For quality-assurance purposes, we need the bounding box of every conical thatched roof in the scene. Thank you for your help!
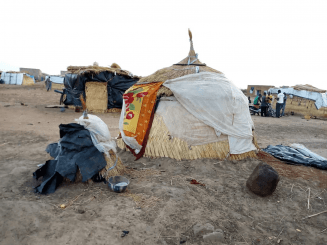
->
[137,29,222,85]
[67,63,140,79]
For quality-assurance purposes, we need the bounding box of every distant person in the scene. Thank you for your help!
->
[253,94,262,107]
[260,92,268,117]
[45,76,51,91]
[248,96,252,105]
[281,92,287,116]
[267,91,273,105]
[276,90,284,118]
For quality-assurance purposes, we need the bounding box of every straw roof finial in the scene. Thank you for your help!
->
[188,28,192,41]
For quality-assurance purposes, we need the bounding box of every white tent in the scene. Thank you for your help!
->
[45,75,64,84]
[1,72,35,85]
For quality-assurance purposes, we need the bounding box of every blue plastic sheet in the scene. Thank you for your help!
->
[263,145,327,170]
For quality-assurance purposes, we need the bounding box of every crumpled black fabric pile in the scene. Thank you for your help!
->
[33,123,107,194]
[263,145,327,170]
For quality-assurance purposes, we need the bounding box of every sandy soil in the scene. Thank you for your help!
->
[0,83,327,245]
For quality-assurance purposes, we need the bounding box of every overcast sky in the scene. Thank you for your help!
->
[1,0,327,89]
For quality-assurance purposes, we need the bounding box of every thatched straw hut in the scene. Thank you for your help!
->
[62,63,140,113]
[117,29,259,161]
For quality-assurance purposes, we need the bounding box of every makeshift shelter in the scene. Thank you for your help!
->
[33,114,125,194]
[117,30,258,161]
[62,63,139,113]
[269,85,327,118]
[0,71,35,85]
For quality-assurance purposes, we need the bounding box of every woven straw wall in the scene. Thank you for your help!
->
[272,96,327,118]
[117,115,257,161]
[22,75,35,86]
[51,83,65,90]
[85,82,108,113]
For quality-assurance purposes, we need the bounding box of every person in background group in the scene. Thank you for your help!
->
[267,91,273,105]
[253,94,262,108]
[276,90,284,118]
[260,92,268,117]
[281,92,287,116]
[248,96,252,105]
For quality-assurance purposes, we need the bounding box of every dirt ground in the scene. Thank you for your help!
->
[0,83,327,245]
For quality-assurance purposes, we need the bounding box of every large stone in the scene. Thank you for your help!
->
[246,162,280,197]
[193,223,215,236]
[203,229,225,243]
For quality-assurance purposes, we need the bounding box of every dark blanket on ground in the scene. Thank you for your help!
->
[263,145,327,170]
[33,123,107,194]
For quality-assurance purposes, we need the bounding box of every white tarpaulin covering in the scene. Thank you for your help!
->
[156,97,228,146]
[75,114,117,156]
[268,87,327,109]
[163,72,256,154]
[1,72,24,85]
[46,76,64,84]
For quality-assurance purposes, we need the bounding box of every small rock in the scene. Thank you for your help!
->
[246,162,280,197]
[121,230,129,237]
[203,230,224,243]
[77,209,85,214]
[193,223,215,236]
[4,105,10,107]
[27,123,33,125]
[60,108,65,112]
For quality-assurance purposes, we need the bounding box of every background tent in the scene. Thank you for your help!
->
[0,72,35,85]
[269,84,327,118]
[62,64,140,112]
[117,30,258,161]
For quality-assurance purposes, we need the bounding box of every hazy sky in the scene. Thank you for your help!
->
[1,0,327,89]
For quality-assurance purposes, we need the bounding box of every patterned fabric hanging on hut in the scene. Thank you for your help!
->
[121,82,164,159]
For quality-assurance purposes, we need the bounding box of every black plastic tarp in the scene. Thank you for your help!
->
[33,123,107,194]
[263,145,327,170]
[63,74,85,107]
[62,71,138,109]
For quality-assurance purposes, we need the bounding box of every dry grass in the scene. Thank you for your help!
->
[67,65,140,79]
[85,82,108,112]
[110,63,121,69]
[99,150,126,180]
[137,64,222,85]
[22,75,35,86]
[50,83,65,90]
[293,84,326,93]
[118,115,258,161]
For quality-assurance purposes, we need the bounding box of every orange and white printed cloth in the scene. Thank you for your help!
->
[122,82,164,146]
